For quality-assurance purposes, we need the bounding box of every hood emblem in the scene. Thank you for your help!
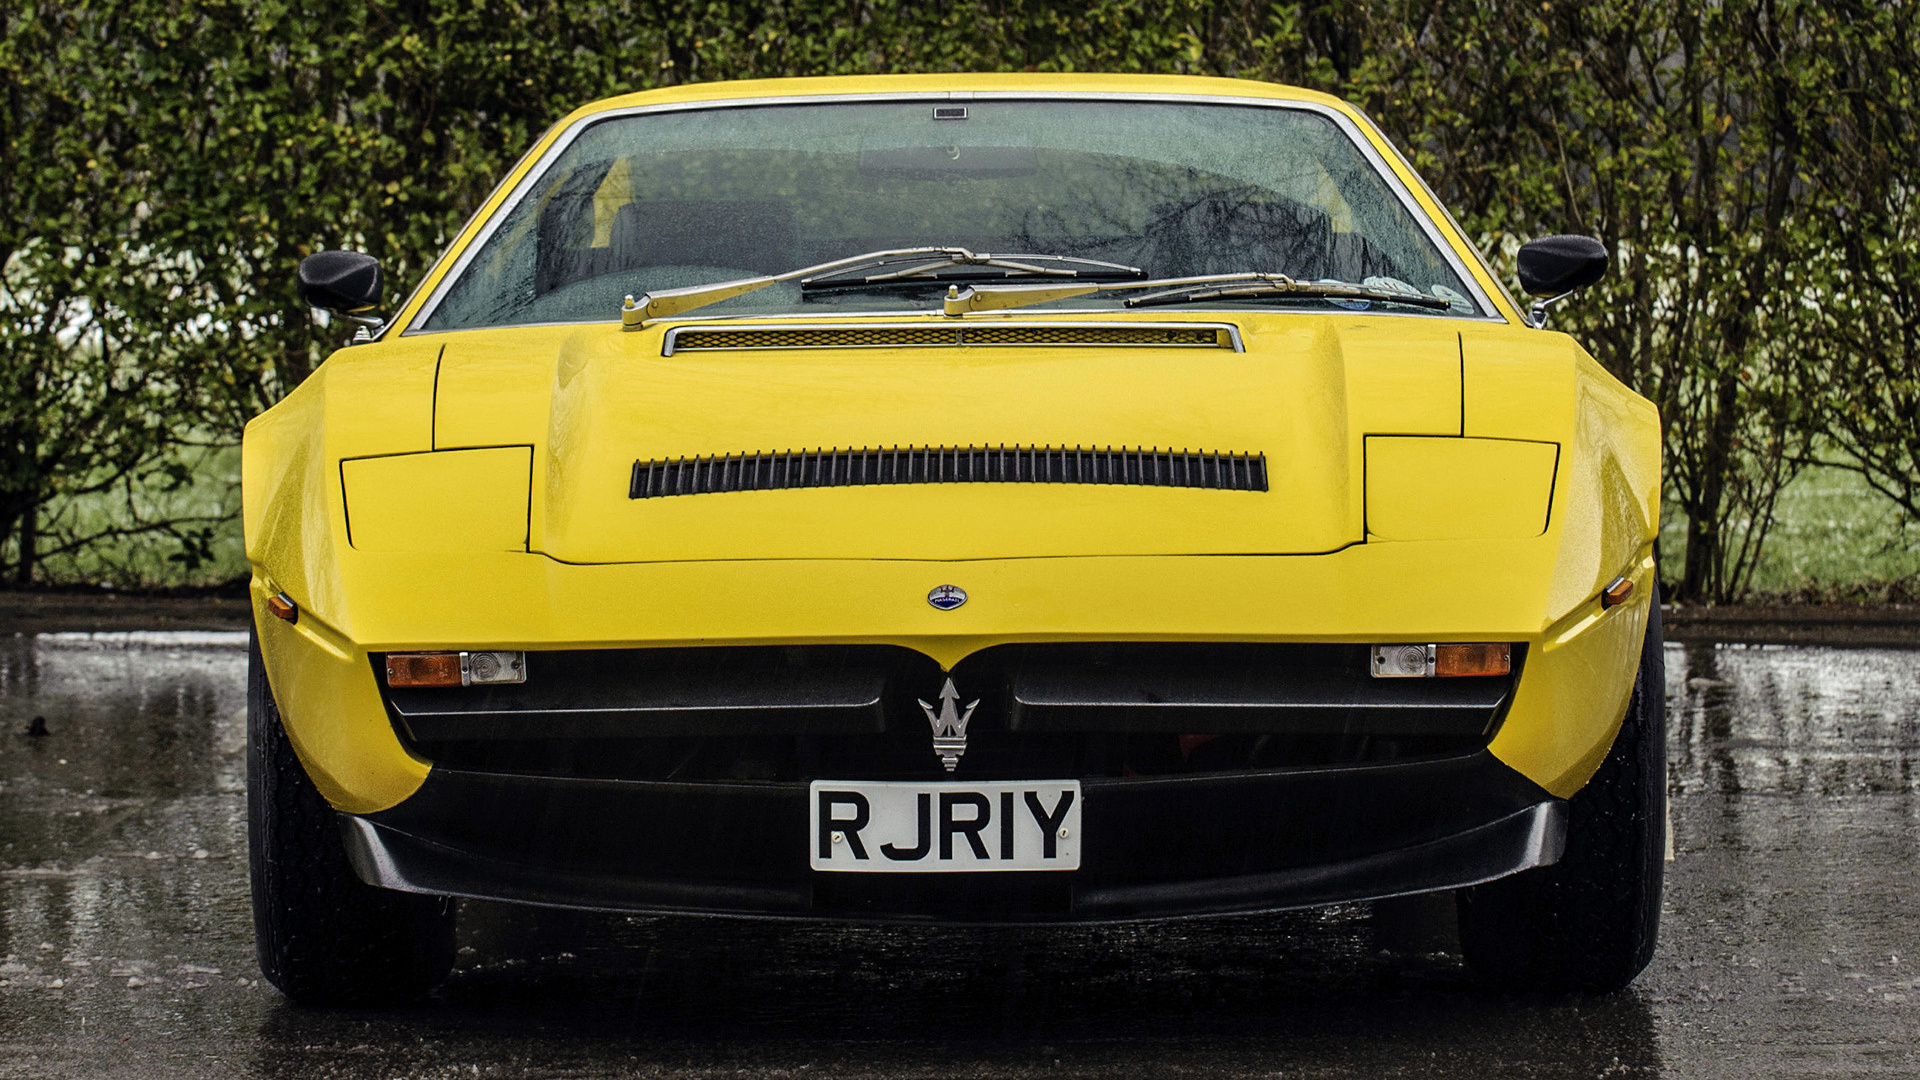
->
[928,584,967,610]
[919,678,979,772]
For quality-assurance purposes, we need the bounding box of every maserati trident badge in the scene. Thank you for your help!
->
[919,678,978,772]
[927,584,967,610]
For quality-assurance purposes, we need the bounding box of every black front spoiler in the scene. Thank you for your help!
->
[341,750,1564,924]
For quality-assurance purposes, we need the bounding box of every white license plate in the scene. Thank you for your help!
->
[810,780,1082,872]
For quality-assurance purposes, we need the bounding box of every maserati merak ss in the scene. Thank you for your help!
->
[246,74,1664,1004]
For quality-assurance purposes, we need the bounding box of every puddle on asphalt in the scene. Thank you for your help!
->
[0,632,1914,1078]
[1665,641,1920,796]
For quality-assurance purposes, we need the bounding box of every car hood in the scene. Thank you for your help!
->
[435,315,1469,563]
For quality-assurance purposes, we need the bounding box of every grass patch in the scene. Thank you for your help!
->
[1746,464,1920,601]
[1661,461,1920,603]
[30,443,248,590]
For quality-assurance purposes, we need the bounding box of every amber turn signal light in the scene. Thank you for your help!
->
[385,650,528,688]
[1372,643,1513,678]
[1601,575,1635,608]
[265,592,298,624]
[1434,642,1512,678]
[386,653,462,688]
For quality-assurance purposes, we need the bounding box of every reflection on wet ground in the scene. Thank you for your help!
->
[0,633,1915,1077]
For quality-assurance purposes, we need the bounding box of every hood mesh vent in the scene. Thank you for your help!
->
[630,446,1268,500]
[663,324,1234,353]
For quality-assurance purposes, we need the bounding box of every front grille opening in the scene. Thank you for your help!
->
[409,730,1492,784]
[630,445,1268,499]
[387,642,1513,784]
[665,324,1233,352]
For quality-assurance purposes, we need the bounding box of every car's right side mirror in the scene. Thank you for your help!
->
[1516,235,1608,327]
[297,250,384,315]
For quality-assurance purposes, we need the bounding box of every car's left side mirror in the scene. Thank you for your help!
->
[298,249,384,322]
[1516,235,1607,327]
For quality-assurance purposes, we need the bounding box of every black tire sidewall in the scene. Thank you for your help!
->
[246,627,455,1005]
[1457,585,1666,992]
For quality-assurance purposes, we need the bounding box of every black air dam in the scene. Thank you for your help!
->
[343,750,1563,923]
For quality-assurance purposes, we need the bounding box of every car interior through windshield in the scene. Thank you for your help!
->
[423,99,1482,330]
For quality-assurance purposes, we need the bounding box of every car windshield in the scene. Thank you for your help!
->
[421,99,1485,330]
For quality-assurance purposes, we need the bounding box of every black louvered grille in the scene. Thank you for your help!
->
[629,446,1268,499]
[667,325,1227,351]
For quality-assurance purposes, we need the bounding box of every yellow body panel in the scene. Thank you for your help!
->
[342,447,532,553]
[1365,437,1559,541]
[251,582,430,814]
[247,75,1660,813]
[539,318,1366,562]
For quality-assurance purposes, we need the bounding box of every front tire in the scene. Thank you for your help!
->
[1456,589,1666,992]
[247,630,455,1005]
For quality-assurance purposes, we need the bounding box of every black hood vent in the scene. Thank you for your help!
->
[661,322,1240,354]
[630,445,1268,499]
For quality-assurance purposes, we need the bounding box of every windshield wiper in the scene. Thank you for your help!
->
[1125,276,1454,311]
[620,247,1144,326]
[940,273,1456,316]
[800,251,1145,292]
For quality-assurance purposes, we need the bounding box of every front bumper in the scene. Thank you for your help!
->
[252,546,1655,814]
[342,749,1564,922]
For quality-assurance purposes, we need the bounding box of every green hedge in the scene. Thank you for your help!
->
[4,0,1915,600]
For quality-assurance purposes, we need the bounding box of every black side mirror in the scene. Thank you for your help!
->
[1517,235,1608,297]
[1516,235,1607,328]
[297,250,383,314]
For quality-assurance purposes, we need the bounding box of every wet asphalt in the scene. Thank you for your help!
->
[0,632,1915,1078]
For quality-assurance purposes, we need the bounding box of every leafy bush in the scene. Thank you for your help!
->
[4,0,1913,601]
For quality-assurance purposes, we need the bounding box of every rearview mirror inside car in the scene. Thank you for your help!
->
[297,250,384,314]
[858,144,1039,180]
[1517,235,1608,298]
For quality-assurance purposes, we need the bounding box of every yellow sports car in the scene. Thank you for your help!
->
[246,73,1663,1004]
